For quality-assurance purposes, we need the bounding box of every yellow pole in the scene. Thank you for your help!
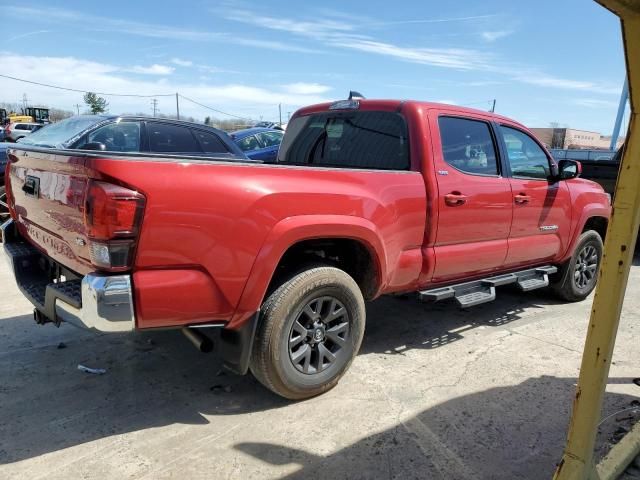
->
[554,2,640,479]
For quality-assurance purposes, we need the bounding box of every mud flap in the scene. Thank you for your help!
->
[219,311,259,375]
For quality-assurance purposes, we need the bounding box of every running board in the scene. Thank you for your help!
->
[418,266,557,308]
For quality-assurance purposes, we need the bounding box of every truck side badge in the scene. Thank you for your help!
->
[438,170,449,175]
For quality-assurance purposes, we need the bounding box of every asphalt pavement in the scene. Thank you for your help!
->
[1,256,639,479]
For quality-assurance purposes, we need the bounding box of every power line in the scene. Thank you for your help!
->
[0,73,174,97]
[178,94,251,120]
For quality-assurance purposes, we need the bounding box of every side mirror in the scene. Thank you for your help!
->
[558,159,581,180]
[78,142,106,151]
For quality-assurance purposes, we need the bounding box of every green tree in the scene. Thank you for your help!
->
[83,92,109,114]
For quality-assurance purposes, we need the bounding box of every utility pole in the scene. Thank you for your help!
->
[610,76,628,150]
[279,103,282,125]
[490,99,496,113]
[287,111,292,122]
[151,98,158,117]
[22,93,28,112]
[74,104,81,115]
[175,93,180,120]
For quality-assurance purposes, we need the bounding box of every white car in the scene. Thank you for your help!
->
[5,122,42,142]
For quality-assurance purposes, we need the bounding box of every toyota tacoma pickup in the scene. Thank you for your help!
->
[2,99,611,399]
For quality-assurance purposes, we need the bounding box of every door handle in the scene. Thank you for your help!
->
[444,192,468,206]
[514,193,531,204]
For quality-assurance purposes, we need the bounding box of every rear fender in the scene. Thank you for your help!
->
[226,215,387,330]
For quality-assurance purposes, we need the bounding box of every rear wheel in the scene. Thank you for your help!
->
[250,266,365,400]
[552,230,603,302]
[0,185,8,225]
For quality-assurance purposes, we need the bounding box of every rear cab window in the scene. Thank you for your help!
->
[277,111,409,170]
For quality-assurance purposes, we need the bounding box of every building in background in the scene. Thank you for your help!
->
[530,127,625,150]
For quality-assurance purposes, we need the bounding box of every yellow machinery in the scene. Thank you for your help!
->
[554,0,640,478]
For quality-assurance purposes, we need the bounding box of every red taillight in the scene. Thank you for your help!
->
[84,181,145,270]
[4,124,11,136]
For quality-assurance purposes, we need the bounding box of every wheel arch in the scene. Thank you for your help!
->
[227,215,387,330]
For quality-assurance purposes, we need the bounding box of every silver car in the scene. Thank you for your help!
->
[5,122,42,142]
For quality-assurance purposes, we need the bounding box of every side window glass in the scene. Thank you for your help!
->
[237,135,261,152]
[257,131,283,148]
[438,117,499,175]
[87,122,142,152]
[148,123,200,153]
[193,130,228,154]
[500,126,550,179]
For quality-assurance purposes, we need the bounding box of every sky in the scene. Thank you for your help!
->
[0,0,628,133]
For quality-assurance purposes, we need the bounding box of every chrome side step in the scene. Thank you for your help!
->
[418,266,557,308]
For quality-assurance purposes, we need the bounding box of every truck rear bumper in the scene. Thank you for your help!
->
[2,219,135,332]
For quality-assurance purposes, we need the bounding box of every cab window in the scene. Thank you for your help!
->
[500,126,551,179]
[87,121,142,152]
[438,116,499,176]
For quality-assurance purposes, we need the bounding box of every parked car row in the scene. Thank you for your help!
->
[0,115,286,161]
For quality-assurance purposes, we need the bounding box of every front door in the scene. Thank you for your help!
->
[498,125,572,266]
[430,114,513,283]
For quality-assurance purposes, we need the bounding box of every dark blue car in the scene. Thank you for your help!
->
[230,128,284,161]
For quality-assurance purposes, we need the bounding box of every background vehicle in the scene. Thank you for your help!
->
[15,115,247,158]
[3,99,610,400]
[4,122,42,142]
[0,143,8,223]
[231,127,284,161]
[253,121,284,130]
[24,107,50,124]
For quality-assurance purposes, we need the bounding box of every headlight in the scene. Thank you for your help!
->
[605,193,612,206]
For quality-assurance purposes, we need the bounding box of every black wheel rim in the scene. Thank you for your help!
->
[0,190,8,222]
[288,296,350,375]
[573,244,599,289]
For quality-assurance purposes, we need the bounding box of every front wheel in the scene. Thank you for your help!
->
[250,266,366,400]
[552,230,603,302]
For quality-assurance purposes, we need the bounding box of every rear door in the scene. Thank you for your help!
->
[429,113,513,282]
[498,125,572,266]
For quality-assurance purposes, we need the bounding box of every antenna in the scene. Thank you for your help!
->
[348,91,365,100]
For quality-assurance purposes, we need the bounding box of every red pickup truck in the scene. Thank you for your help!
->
[2,99,611,399]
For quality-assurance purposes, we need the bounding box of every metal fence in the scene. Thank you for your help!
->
[549,149,617,161]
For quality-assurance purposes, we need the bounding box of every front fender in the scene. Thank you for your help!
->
[562,203,611,261]
[226,214,387,329]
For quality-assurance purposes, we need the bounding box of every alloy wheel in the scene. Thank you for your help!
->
[288,296,350,375]
[573,244,599,289]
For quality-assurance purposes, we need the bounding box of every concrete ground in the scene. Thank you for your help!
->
[1,257,639,480]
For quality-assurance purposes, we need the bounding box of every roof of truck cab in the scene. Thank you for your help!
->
[294,99,526,129]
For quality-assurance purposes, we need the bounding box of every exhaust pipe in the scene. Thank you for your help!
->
[182,327,214,353]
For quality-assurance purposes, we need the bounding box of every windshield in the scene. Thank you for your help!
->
[18,115,108,148]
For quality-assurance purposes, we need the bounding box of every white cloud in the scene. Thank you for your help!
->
[170,58,193,67]
[481,30,513,42]
[3,5,319,53]
[283,83,332,95]
[0,53,332,121]
[515,73,620,94]
[127,64,174,75]
[572,98,619,108]
[334,39,491,71]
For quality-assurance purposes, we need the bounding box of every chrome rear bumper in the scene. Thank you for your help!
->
[2,218,135,332]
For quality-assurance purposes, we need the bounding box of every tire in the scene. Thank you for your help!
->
[552,230,603,302]
[0,185,7,223]
[250,266,366,400]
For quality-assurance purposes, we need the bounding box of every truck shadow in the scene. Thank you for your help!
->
[0,281,630,467]
[233,376,640,479]
[361,286,566,355]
